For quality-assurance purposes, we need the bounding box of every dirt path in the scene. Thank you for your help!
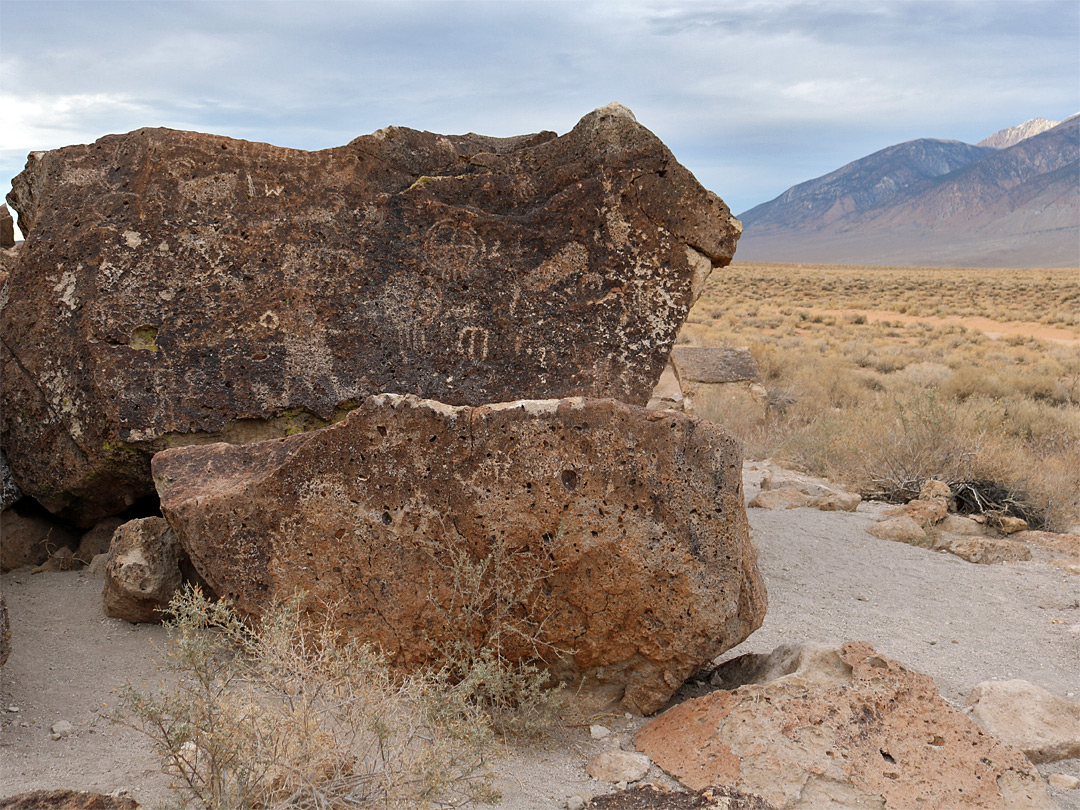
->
[814,308,1080,345]
[2,464,1078,807]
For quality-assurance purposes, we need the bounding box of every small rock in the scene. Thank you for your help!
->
[567,797,587,810]
[946,536,1032,565]
[590,724,612,740]
[748,486,811,510]
[8,705,19,712]
[996,516,1029,535]
[920,479,952,501]
[86,552,112,575]
[50,719,74,740]
[586,750,651,784]
[967,679,1080,763]
[869,515,929,545]
[940,514,985,536]
[1047,773,1080,790]
[810,490,862,512]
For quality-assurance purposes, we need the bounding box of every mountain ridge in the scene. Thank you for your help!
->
[736,116,1079,268]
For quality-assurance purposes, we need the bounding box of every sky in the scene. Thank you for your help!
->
[1,0,1078,236]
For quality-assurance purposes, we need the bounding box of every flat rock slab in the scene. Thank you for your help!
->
[635,641,1054,809]
[967,679,1080,763]
[153,394,766,714]
[670,347,761,385]
[1,103,739,526]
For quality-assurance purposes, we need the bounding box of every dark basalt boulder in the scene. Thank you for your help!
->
[2,103,739,526]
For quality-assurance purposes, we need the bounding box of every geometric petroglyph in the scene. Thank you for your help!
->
[423,218,483,282]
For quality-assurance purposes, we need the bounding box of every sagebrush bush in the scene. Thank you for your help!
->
[422,532,566,740]
[113,586,498,810]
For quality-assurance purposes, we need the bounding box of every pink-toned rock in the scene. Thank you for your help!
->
[635,642,1054,809]
[154,394,765,714]
[945,536,1032,565]
[103,517,184,623]
[967,679,1080,763]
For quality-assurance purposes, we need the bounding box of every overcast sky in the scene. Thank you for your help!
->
[2,0,1077,232]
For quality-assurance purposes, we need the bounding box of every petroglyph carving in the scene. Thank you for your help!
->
[456,326,490,361]
[424,218,483,281]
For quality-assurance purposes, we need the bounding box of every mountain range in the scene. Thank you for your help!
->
[736,116,1079,268]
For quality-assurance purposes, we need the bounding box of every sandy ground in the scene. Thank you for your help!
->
[1,463,1078,808]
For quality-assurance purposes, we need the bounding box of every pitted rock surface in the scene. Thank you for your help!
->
[153,394,765,714]
[1,103,739,526]
[636,642,1054,809]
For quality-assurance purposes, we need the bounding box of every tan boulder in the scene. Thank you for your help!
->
[939,514,986,536]
[103,517,184,623]
[754,466,860,512]
[967,679,1080,763]
[996,516,1029,535]
[635,642,1055,810]
[888,496,948,527]
[153,394,767,715]
[747,487,811,510]
[919,479,952,501]
[2,104,738,527]
[946,536,1032,565]
[868,515,929,546]
[809,491,861,512]
[585,750,652,784]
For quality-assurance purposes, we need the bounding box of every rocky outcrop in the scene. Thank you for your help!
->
[103,517,185,623]
[154,394,766,714]
[2,104,739,527]
[967,679,1080,763]
[636,642,1054,810]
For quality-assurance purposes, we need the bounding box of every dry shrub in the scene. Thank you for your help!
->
[421,531,566,740]
[113,587,498,810]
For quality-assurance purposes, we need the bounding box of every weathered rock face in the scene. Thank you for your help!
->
[0,591,10,668]
[2,103,739,526]
[586,785,778,810]
[636,642,1055,810]
[153,394,766,714]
